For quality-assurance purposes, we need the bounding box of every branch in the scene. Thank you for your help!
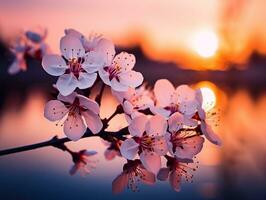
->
[95,82,105,105]
[0,127,129,157]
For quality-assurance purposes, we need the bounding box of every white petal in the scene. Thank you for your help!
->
[60,35,85,60]
[169,171,181,192]
[150,106,171,118]
[201,122,222,146]
[154,79,175,107]
[128,115,148,137]
[123,100,134,115]
[110,79,129,91]
[44,100,68,121]
[119,71,144,88]
[113,52,135,71]
[157,168,170,181]
[56,73,79,96]
[82,110,103,134]
[82,51,105,73]
[77,72,97,89]
[174,136,204,159]
[98,67,111,85]
[42,55,68,76]
[140,151,161,174]
[112,173,128,194]
[120,138,139,160]
[145,115,167,136]
[77,95,100,114]
[63,113,87,141]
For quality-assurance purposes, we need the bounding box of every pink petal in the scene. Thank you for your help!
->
[77,72,97,89]
[63,113,87,141]
[157,167,170,181]
[140,167,156,185]
[57,92,77,104]
[174,136,204,159]
[56,73,79,96]
[128,115,148,137]
[44,100,68,121]
[150,106,171,118]
[113,52,135,71]
[120,138,139,160]
[154,79,175,107]
[42,54,68,76]
[153,136,168,156]
[77,95,100,114]
[139,151,161,174]
[119,71,144,88]
[201,122,222,146]
[60,35,85,60]
[112,173,128,194]
[83,150,97,156]
[8,60,22,75]
[123,100,134,115]
[82,110,103,134]
[104,149,117,160]
[168,112,198,132]
[145,115,167,136]
[94,38,115,66]
[175,85,197,115]
[169,171,181,192]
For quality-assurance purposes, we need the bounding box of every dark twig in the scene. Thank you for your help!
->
[102,105,124,129]
[0,127,129,157]
[95,82,105,105]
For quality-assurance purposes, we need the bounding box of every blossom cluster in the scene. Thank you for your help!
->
[14,28,221,193]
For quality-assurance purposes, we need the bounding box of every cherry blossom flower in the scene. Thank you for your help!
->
[44,92,103,141]
[157,156,197,192]
[152,79,198,118]
[99,51,144,91]
[194,90,222,146]
[8,28,49,75]
[166,112,204,159]
[42,34,103,96]
[120,115,168,174]
[112,86,154,122]
[103,139,122,161]
[112,159,155,193]
[70,150,98,176]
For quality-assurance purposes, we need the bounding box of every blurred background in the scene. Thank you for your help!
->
[0,0,266,199]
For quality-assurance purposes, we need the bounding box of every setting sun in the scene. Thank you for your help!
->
[191,30,219,58]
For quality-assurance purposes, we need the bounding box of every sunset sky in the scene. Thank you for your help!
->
[1,0,266,70]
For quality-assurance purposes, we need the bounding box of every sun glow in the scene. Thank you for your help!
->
[200,87,216,111]
[191,30,219,58]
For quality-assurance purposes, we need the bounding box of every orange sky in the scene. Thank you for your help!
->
[1,0,266,70]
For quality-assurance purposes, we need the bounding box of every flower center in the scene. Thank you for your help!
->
[104,63,121,81]
[139,135,155,152]
[68,58,84,78]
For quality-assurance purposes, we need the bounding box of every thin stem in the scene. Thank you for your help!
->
[102,105,124,129]
[0,127,129,157]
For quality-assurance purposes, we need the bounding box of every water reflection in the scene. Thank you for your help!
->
[0,83,265,200]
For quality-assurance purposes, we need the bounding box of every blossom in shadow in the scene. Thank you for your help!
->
[44,92,102,141]
[120,115,168,174]
[152,79,198,118]
[166,112,205,159]
[157,156,198,192]
[103,139,122,161]
[112,85,154,122]
[8,28,49,74]
[112,159,155,193]
[70,150,98,176]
